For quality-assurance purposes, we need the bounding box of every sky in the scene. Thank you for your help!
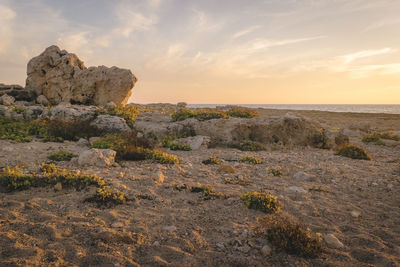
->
[0,0,399,104]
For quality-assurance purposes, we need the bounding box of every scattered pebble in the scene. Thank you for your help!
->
[54,182,62,192]
[163,225,176,233]
[260,245,272,256]
[218,165,236,174]
[216,242,225,249]
[111,222,124,228]
[285,186,307,194]
[351,210,361,218]
[323,233,344,249]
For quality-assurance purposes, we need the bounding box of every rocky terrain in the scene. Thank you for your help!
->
[0,45,399,266]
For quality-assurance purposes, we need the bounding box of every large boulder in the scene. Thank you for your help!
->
[48,103,99,121]
[90,115,131,133]
[25,45,137,106]
[78,149,116,167]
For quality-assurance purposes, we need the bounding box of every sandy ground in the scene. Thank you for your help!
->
[0,109,399,266]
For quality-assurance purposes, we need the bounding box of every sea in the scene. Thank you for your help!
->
[188,104,400,115]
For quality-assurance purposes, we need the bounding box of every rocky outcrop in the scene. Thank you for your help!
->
[134,112,328,148]
[25,45,137,106]
[0,84,35,102]
[175,136,211,150]
[0,94,15,106]
[48,103,99,121]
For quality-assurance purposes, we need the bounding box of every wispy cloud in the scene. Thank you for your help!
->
[231,25,260,39]
[0,3,16,53]
[363,18,400,32]
[341,48,395,64]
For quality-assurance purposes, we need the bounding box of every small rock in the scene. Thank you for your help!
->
[163,226,177,233]
[156,171,165,183]
[216,242,225,249]
[293,171,315,181]
[54,182,62,191]
[285,186,307,194]
[77,138,90,147]
[387,184,393,190]
[90,115,131,133]
[323,233,344,249]
[177,102,187,109]
[105,101,117,110]
[153,241,160,246]
[36,95,49,106]
[111,222,124,228]
[218,165,237,174]
[351,210,361,218]
[0,94,15,106]
[237,245,251,253]
[260,245,272,256]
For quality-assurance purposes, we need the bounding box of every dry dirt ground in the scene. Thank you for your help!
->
[0,109,399,266]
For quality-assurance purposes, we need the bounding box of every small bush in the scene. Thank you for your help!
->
[269,167,283,177]
[236,141,264,151]
[0,166,34,191]
[39,119,99,142]
[362,134,385,145]
[13,106,27,114]
[0,116,34,142]
[161,136,191,151]
[151,149,179,164]
[240,192,280,214]
[195,110,228,121]
[91,132,151,161]
[261,215,322,258]
[87,187,126,206]
[48,150,77,161]
[226,107,259,118]
[171,109,197,121]
[335,143,372,160]
[202,156,221,165]
[104,105,139,128]
[39,163,57,175]
[190,183,226,198]
[240,156,263,165]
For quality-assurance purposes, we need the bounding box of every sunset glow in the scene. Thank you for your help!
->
[0,0,399,104]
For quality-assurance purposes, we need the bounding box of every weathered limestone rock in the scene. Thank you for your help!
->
[0,94,15,106]
[78,149,116,167]
[134,112,328,148]
[90,115,131,133]
[323,234,344,249]
[48,103,98,121]
[25,45,137,106]
[36,95,49,106]
[175,135,210,150]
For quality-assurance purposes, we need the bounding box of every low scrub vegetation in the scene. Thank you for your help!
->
[48,150,77,161]
[240,192,280,214]
[362,131,400,145]
[161,136,191,151]
[0,115,99,143]
[335,143,372,160]
[190,183,227,199]
[0,164,125,207]
[202,156,221,165]
[233,140,264,151]
[226,107,259,118]
[269,167,283,177]
[259,215,322,258]
[240,156,263,165]
[101,105,139,128]
[91,133,179,164]
[171,107,259,122]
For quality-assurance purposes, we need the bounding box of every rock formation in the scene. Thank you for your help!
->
[25,45,137,106]
[0,84,35,102]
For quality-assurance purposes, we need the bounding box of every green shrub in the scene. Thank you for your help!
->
[0,116,34,142]
[240,156,263,165]
[161,136,192,151]
[195,110,228,121]
[48,150,77,161]
[226,107,259,118]
[38,119,99,142]
[39,163,57,175]
[13,106,27,114]
[379,131,400,141]
[171,109,197,121]
[202,156,221,165]
[190,183,226,198]
[236,141,264,151]
[240,192,280,214]
[86,187,126,206]
[0,166,34,191]
[269,167,283,177]
[151,149,179,164]
[335,143,372,160]
[91,132,151,161]
[104,105,139,128]
[261,215,322,258]
[362,134,385,145]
